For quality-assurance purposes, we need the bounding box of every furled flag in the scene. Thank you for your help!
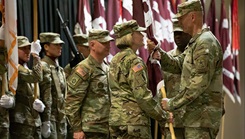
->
[92,0,106,30]
[3,0,18,94]
[231,0,241,104]
[220,0,235,103]
[77,0,92,34]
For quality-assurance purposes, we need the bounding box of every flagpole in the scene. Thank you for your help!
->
[33,0,39,99]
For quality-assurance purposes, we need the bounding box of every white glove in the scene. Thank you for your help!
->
[33,99,45,112]
[161,98,170,110]
[31,40,42,55]
[0,24,5,40]
[0,94,14,108]
[41,121,51,138]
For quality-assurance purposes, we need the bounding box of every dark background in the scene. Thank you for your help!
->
[16,0,109,67]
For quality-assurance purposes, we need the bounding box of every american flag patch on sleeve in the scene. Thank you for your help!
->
[132,64,143,72]
[76,67,87,77]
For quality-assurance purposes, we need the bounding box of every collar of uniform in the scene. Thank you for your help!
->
[189,28,209,44]
[87,55,105,69]
[42,55,60,67]
[124,47,136,55]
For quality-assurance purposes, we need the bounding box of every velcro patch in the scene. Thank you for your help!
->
[69,74,81,87]
[132,64,143,72]
[76,67,87,77]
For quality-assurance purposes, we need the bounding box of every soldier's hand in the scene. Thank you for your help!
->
[70,55,81,69]
[147,39,156,53]
[41,121,51,138]
[74,131,85,139]
[152,50,161,60]
[31,40,42,55]
[0,94,14,108]
[33,99,45,112]
[168,112,174,123]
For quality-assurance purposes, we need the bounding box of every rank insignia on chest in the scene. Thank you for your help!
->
[132,64,143,72]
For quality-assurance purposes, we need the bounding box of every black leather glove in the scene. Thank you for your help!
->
[69,55,82,68]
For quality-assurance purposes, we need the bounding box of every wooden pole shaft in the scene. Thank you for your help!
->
[33,0,38,99]
[160,87,176,139]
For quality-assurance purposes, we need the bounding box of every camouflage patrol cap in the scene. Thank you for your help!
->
[172,19,183,32]
[175,0,203,18]
[73,34,89,47]
[17,36,31,47]
[39,32,64,44]
[113,20,146,38]
[88,29,114,42]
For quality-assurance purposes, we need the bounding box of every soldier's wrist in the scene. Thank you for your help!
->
[73,127,83,133]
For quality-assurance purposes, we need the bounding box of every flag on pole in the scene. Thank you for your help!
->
[92,0,106,30]
[199,0,206,23]
[4,0,18,94]
[77,0,92,34]
[152,0,163,44]
[206,0,220,41]
[122,0,133,21]
[231,0,241,104]
[106,0,121,56]
[132,0,162,95]
[133,0,155,62]
[157,0,175,51]
[169,0,182,14]
[220,0,235,103]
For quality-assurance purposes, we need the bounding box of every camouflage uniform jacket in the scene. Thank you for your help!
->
[157,48,185,127]
[66,55,110,134]
[0,47,12,129]
[0,47,7,75]
[159,28,224,129]
[64,63,72,78]
[109,48,168,127]
[39,59,52,122]
[9,56,42,127]
[41,56,67,123]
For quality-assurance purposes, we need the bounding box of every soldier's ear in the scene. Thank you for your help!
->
[89,41,95,49]
[44,44,49,51]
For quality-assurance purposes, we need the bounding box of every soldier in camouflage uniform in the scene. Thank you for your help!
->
[9,36,45,139]
[109,20,172,139]
[64,34,90,78]
[0,25,15,139]
[155,19,191,139]
[65,29,113,139]
[39,32,67,139]
[148,1,224,139]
